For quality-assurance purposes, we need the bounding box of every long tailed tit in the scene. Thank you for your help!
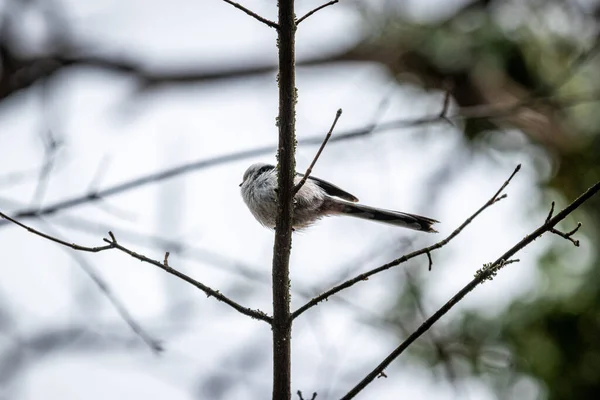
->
[240,163,438,232]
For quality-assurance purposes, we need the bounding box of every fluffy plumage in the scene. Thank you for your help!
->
[239,163,438,232]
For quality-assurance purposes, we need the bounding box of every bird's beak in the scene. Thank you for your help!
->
[239,181,244,187]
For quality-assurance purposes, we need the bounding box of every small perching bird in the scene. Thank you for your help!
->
[240,163,439,232]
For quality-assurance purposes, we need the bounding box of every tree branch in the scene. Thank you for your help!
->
[0,210,113,252]
[297,390,318,400]
[100,233,272,323]
[291,164,521,320]
[0,210,272,324]
[545,200,582,246]
[340,179,600,399]
[293,108,342,195]
[550,222,582,247]
[221,0,279,29]
[296,1,339,25]
[2,92,598,232]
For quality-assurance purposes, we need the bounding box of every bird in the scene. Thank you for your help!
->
[239,162,438,232]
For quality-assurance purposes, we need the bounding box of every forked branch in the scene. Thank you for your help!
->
[546,201,582,246]
[291,165,522,320]
[0,211,272,324]
[103,233,272,323]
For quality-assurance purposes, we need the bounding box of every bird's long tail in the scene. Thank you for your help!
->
[339,203,439,232]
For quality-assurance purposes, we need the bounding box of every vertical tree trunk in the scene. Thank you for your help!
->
[272,0,296,399]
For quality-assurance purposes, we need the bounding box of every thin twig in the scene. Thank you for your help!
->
[0,210,113,252]
[296,0,339,25]
[550,222,582,247]
[546,200,581,246]
[293,109,343,195]
[291,165,521,320]
[340,179,600,400]
[438,84,453,125]
[1,92,598,231]
[297,391,317,400]
[545,201,555,223]
[439,88,451,118]
[426,251,433,271]
[221,0,279,29]
[102,233,272,323]
[0,210,272,324]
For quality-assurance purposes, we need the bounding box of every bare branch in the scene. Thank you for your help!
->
[297,391,317,400]
[545,201,555,223]
[293,108,343,195]
[221,0,279,29]
[291,164,521,320]
[340,179,600,400]
[550,222,582,247]
[439,88,452,118]
[296,1,339,25]
[426,251,433,271]
[2,93,598,231]
[545,201,582,246]
[102,233,272,323]
[0,210,113,252]
[0,210,272,324]
[438,83,454,125]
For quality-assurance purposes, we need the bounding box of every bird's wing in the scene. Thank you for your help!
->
[297,173,359,202]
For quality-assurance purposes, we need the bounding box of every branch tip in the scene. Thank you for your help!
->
[550,220,582,247]
[221,0,279,29]
[296,0,339,25]
[293,108,343,194]
[494,193,508,203]
[426,251,433,271]
[546,201,556,223]
[439,89,452,118]
[566,222,582,236]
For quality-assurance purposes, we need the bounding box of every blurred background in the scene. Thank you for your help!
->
[0,0,599,399]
